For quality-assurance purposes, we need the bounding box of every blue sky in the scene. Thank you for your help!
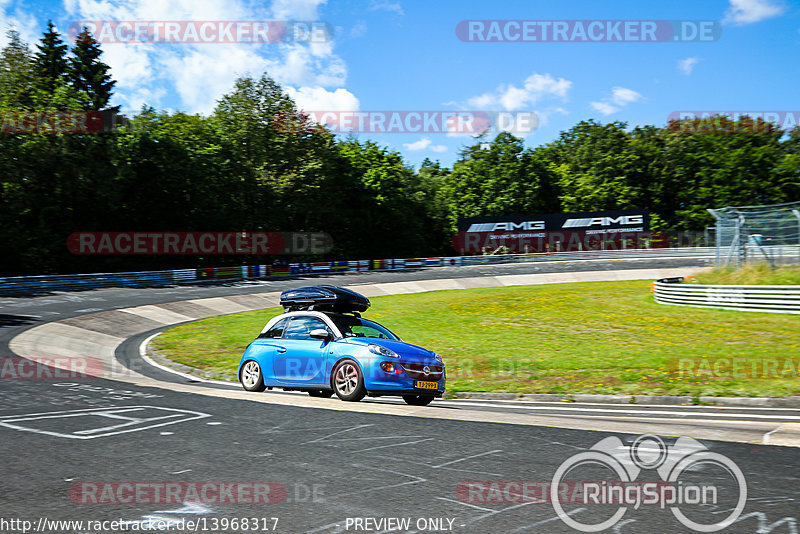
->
[3,0,798,166]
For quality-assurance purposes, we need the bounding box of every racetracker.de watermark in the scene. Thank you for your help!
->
[68,20,332,44]
[67,232,333,255]
[273,110,538,135]
[68,482,289,504]
[456,20,721,42]
[668,111,800,133]
[0,110,114,134]
[670,357,800,379]
[0,357,103,379]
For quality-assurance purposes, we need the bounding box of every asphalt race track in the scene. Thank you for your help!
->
[2,256,800,533]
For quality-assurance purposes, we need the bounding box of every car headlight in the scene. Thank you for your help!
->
[369,344,399,358]
[432,352,442,363]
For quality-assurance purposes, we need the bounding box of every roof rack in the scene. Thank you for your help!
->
[280,285,370,313]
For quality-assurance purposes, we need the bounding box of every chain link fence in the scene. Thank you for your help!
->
[708,201,800,267]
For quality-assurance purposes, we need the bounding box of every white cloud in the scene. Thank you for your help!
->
[349,21,367,38]
[401,138,447,152]
[610,86,642,106]
[271,0,327,20]
[678,57,700,75]
[723,0,786,25]
[534,106,569,127]
[590,86,643,116]
[285,86,358,112]
[0,4,41,48]
[589,101,619,116]
[162,46,269,113]
[59,0,351,115]
[403,137,432,151]
[368,0,404,15]
[466,72,572,112]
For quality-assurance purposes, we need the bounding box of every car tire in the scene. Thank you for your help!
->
[331,360,366,402]
[240,360,266,392]
[402,395,434,406]
[308,390,334,398]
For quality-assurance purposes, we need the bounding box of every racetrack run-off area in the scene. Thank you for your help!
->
[154,280,800,398]
[3,260,800,533]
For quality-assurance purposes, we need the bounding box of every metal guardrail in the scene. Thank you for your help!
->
[0,247,715,296]
[0,269,195,296]
[654,280,800,314]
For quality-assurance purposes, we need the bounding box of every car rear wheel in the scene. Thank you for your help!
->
[332,360,366,402]
[402,395,434,406]
[308,390,334,398]
[241,360,266,392]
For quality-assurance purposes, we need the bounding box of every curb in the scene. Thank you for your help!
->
[146,345,800,409]
[147,343,238,383]
[446,391,800,407]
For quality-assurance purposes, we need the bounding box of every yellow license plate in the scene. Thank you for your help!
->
[415,380,438,390]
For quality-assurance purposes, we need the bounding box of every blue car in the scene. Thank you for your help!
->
[237,286,445,405]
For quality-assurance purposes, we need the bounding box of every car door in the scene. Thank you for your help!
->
[247,317,290,386]
[272,315,330,385]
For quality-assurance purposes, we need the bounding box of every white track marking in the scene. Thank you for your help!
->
[335,464,426,497]
[304,424,374,444]
[433,449,503,468]
[139,333,239,387]
[0,406,210,439]
[353,438,434,452]
[432,401,800,420]
[435,496,495,513]
[763,424,786,444]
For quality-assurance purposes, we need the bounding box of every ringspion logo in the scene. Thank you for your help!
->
[551,435,746,532]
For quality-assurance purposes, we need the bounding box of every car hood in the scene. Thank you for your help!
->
[341,337,437,361]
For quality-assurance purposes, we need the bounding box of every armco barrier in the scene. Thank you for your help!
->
[0,247,716,296]
[654,280,800,314]
[0,269,195,295]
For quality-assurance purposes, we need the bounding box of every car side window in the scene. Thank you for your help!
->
[283,316,329,340]
[259,318,288,339]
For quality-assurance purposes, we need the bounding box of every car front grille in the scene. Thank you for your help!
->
[403,363,443,380]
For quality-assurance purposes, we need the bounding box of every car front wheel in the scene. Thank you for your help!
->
[241,360,266,392]
[332,360,366,402]
[402,395,434,406]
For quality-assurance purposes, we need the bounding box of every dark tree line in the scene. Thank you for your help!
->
[0,24,798,275]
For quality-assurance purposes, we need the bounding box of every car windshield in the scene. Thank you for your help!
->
[328,314,400,340]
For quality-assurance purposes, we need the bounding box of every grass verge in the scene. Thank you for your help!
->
[694,264,800,285]
[152,280,800,397]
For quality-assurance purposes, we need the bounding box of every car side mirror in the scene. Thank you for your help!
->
[309,328,331,340]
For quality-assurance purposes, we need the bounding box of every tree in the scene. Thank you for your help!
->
[68,28,117,110]
[439,132,561,231]
[33,21,69,97]
[0,29,35,109]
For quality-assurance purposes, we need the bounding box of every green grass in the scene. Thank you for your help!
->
[152,280,800,397]
[695,264,800,285]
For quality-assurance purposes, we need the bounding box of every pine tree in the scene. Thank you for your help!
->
[33,21,68,95]
[0,29,35,108]
[68,27,116,110]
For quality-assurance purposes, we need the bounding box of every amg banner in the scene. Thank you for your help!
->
[453,210,654,254]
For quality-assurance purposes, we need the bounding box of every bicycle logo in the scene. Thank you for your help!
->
[551,434,747,532]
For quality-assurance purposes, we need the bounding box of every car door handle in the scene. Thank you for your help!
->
[277,347,286,354]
